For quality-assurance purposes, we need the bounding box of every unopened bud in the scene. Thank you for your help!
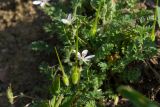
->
[7,85,14,105]
[71,66,80,85]
[62,74,69,86]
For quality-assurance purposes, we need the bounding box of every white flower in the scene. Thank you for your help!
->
[61,13,74,25]
[33,0,49,7]
[73,50,95,63]
[97,89,102,92]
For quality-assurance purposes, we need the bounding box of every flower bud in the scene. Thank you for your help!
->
[62,74,69,86]
[72,72,79,85]
[71,66,80,85]
[7,85,14,105]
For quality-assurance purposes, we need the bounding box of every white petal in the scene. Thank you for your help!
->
[82,50,88,58]
[85,55,95,60]
[67,13,72,21]
[73,50,76,53]
[77,52,81,59]
[40,2,46,7]
[73,50,81,60]
[33,1,42,5]
[24,103,31,107]
[82,58,89,63]
[43,0,49,2]
[61,19,71,25]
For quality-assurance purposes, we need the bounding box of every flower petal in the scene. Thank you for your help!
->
[67,13,72,21]
[46,0,50,2]
[43,0,50,2]
[61,19,71,25]
[77,52,81,60]
[33,1,42,5]
[73,50,81,60]
[73,50,76,53]
[85,55,95,60]
[82,50,88,58]
[40,2,46,7]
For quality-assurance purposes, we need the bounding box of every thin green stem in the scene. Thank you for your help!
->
[151,0,158,41]
[91,0,102,37]
[75,29,79,65]
[49,95,56,107]
[54,47,65,75]
[73,0,81,17]
[63,26,71,45]
[54,95,64,107]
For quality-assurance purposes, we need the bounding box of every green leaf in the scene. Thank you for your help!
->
[90,0,100,10]
[85,100,96,107]
[95,43,114,61]
[31,41,50,52]
[61,95,75,107]
[110,0,116,19]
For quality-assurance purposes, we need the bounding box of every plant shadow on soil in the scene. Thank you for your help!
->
[0,18,60,107]
[0,0,59,106]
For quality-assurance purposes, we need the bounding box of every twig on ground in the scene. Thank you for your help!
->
[145,60,160,84]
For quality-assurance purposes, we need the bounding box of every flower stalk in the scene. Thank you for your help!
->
[55,47,69,86]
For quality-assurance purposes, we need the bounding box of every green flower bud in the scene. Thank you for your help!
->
[62,74,69,86]
[7,85,14,105]
[72,72,79,85]
[71,66,80,85]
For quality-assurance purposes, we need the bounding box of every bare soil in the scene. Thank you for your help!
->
[0,0,49,106]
